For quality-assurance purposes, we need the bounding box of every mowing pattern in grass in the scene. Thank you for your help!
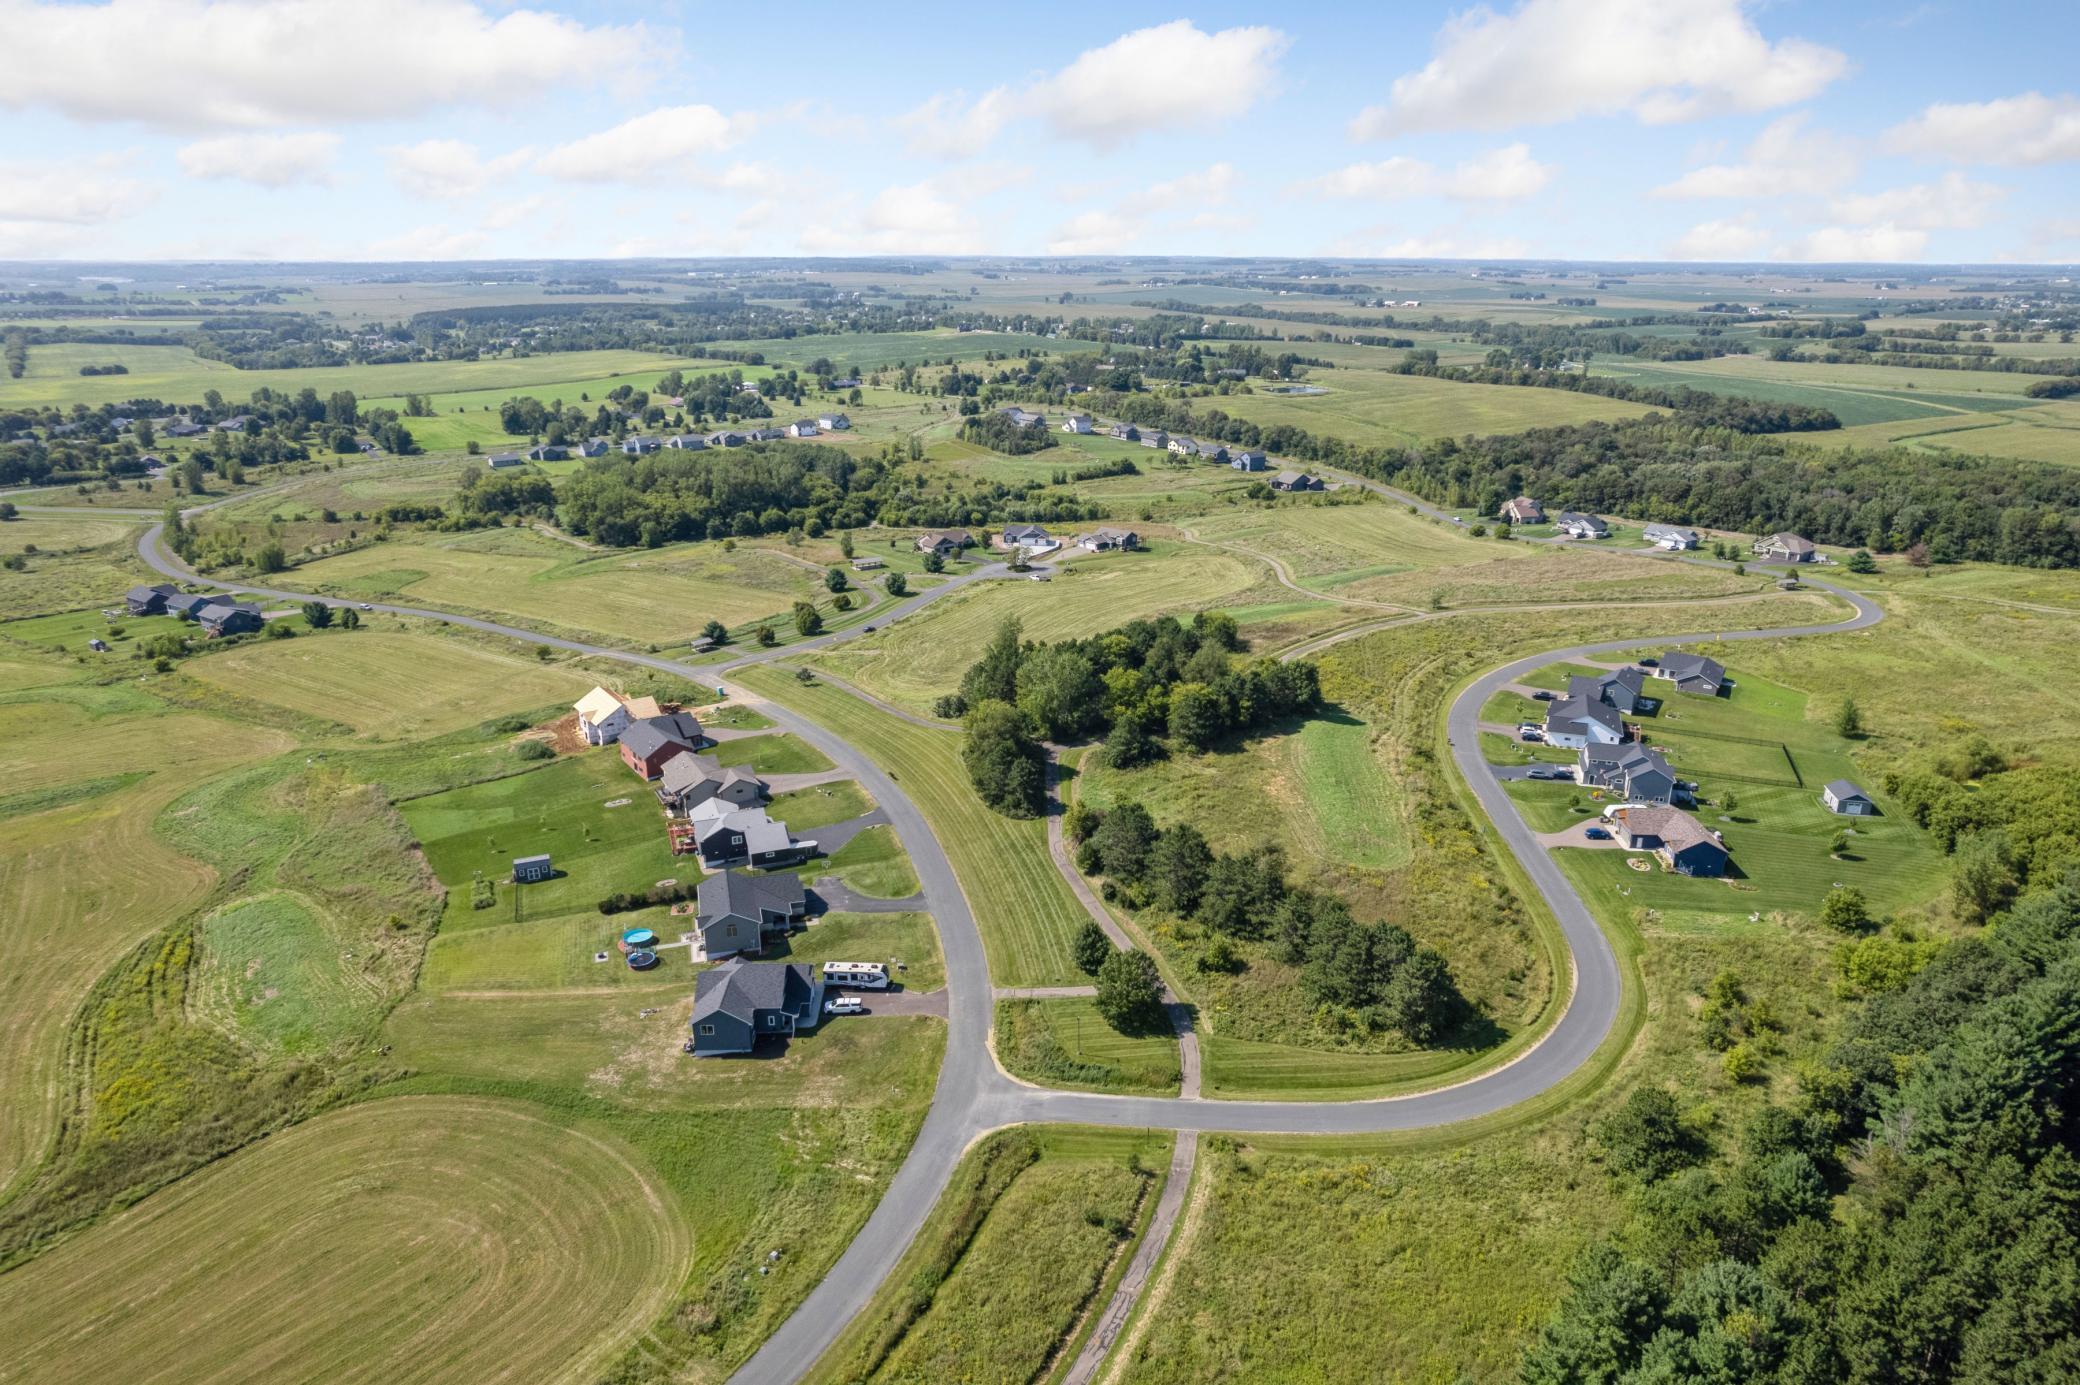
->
[192,892,384,1056]
[184,629,593,739]
[764,911,944,994]
[737,665,1089,986]
[995,997,1182,1095]
[1211,366,1655,449]
[767,779,872,832]
[0,1097,691,1385]
[821,824,920,899]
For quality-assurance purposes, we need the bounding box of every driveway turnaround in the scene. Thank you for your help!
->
[133,505,1881,1385]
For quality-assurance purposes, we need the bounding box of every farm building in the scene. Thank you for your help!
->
[487,453,524,468]
[689,961,823,1056]
[512,853,553,883]
[1822,780,1877,815]
[693,869,808,960]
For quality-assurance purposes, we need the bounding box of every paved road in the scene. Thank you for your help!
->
[132,501,1883,1384]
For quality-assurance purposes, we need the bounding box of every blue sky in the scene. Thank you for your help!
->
[0,0,2075,263]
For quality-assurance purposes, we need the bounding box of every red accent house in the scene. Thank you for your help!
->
[617,711,706,780]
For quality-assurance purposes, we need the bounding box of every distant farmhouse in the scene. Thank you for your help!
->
[1609,804,1729,876]
[1643,523,1701,551]
[1271,471,1325,492]
[1500,496,1545,524]
[1555,511,1610,539]
[1228,448,1268,471]
[998,522,1056,554]
[527,443,568,461]
[689,961,823,1056]
[817,412,851,431]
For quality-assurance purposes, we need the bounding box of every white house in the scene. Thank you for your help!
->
[817,412,850,431]
[1644,523,1700,551]
[1822,779,1877,815]
[1061,413,1094,434]
[786,419,820,438]
[1555,511,1610,539]
[575,686,633,745]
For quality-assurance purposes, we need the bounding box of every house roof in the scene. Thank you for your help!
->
[1619,805,1723,857]
[692,961,816,1026]
[1545,695,1622,738]
[1825,779,1871,801]
[574,686,625,723]
[697,868,804,926]
[128,583,178,603]
[1660,653,1725,687]
[660,752,763,798]
[1085,527,1138,544]
[1556,511,1607,529]
[1003,523,1050,540]
[691,804,794,855]
[1644,523,1699,540]
[621,712,702,760]
[198,600,261,624]
[922,529,971,546]
[1765,532,1816,554]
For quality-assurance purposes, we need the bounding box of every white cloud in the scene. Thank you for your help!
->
[1778,224,1930,262]
[1354,0,1847,138]
[0,0,649,129]
[1035,21,1287,148]
[1048,209,1142,256]
[1306,143,1553,202]
[1885,92,2080,166]
[479,195,548,232]
[385,139,535,199]
[1129,162,1242,211]
[367,223,491,260]
[895,88,1015,159]
[0,159,155,224]
[177,132,339,188]
[1667,215,1771,260]
[1830,172,2003,231]
[797,173,1003,255]
[536,106,754,183]
[1329,228,1531,259]
[1654,114,1857,199]
[1047,164,1244,254]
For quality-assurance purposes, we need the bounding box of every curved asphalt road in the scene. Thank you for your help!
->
[132,508,1880,1383]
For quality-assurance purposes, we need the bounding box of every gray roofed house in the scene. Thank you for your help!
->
[786,419,820,437]
[748,426,787,442]
[1755,532,1817,562]
[1822,779,1877,815]
[657,752,767,813]
[1061,413,1094,434]
[576,437,610,457]
[487,452,524,468]
[692,869,808,959]
[917,529,972,557]
[126,583,179,616]
[622,436,662,454]
[1229,448,1268,471]
[998,406,1045,429]
[1643,523,1701,550]
[1654,653,1726,696]
[1271,470,1325,491]
[618,711,709,779]
[1107,422,1141,441]
[1137,428,1170,449]
[1611,805,1728,876]
[1192,439,1230,461]
[526,443,569,461]
[167,592,214,619]
[705,430,749,448]
[664,434,707,450]
[1543,693,1625,749]
[197,601,264,638]
[1077,527,1141,552]
[689,961,823,1055]
[1568,666,1650,714]
[817,412,851,431]
[1578,742,1680,805]
[688,802,807,869]
[1555,511,1610,539]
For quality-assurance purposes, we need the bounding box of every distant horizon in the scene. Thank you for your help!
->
[3,255,2075,272]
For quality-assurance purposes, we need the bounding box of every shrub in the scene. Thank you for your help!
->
[513,740,554,761]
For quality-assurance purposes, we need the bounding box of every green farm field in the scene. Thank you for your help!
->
[0,509,158,620]
[0,1096,692,1385]
[735,665,1089,987]
[183,628,593,738]
[1212,367,1657,448]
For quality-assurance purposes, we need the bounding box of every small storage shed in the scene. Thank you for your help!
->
[513,853,553,883]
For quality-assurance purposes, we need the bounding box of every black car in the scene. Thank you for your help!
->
[1531,689,1555,701]
[1638,657,1659,667]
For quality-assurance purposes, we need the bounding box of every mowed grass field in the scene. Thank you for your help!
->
[736,665,1089,987]
[0,509,158,620]
[0,1096,691,1385]
[0,341,735,411]
[808,545,1261,715]
[183,629,593,738]
[292,527,818,645]
[0,676,291,1191]
[1211,367,1656,448]
[1820,398,2080,465]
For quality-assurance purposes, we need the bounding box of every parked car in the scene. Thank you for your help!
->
[358,602,373,611]
[1518,725,1543,740]
[1531,689,1555,701]
[1530,766,1568,780]
[863,625,875,632]
[1585,827,1611,840]
[1029,573,1051,581]
[1637,657,1658,667]
[824,996,864,1015]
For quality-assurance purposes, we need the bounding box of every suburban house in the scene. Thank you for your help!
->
[197,601,263,638]
[1644,523,1701,551]
[126,583,180,616]
[817,412,851,431]
[573,686,652,745]
[1500,496,1546,524]
[1578,743,1680,805]
[163,419,205,438]
[916,529,971,558]
[1569,667,1651,714]
[622,436,662,455]
[693,869,808,960]
[575,438,610,457]
[786,419,820,438]
[1107,423,1140,442]
[1556,511,1611,540]
[1229,448,1268,471]
[526,443,569,461]
[664,435,708,451]
[1192,439,1229,462]
[512,853,552,883]
[1077,527,1141,552]
[689,961,823,1056]
[657,753,767,813]
[1061,413,1095,434]
[167,593,214,619]
[1543,692,1625,749]
[998,523,1056,553]
[1654,653,1727,697]
[748,426,788,442]
[1755,532,1817,563]
[487,452,524,468]
[688,801,807,869]
[829,378,861,389]
[1271,471,1325,492]
[998,406,1046,429]
[1137,429,1170,450]
[1167,435,1197,456]
[1609,804,1729,876]
[1822,779,1878,815]
[619,711,708,780]
[705,430,750,448]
